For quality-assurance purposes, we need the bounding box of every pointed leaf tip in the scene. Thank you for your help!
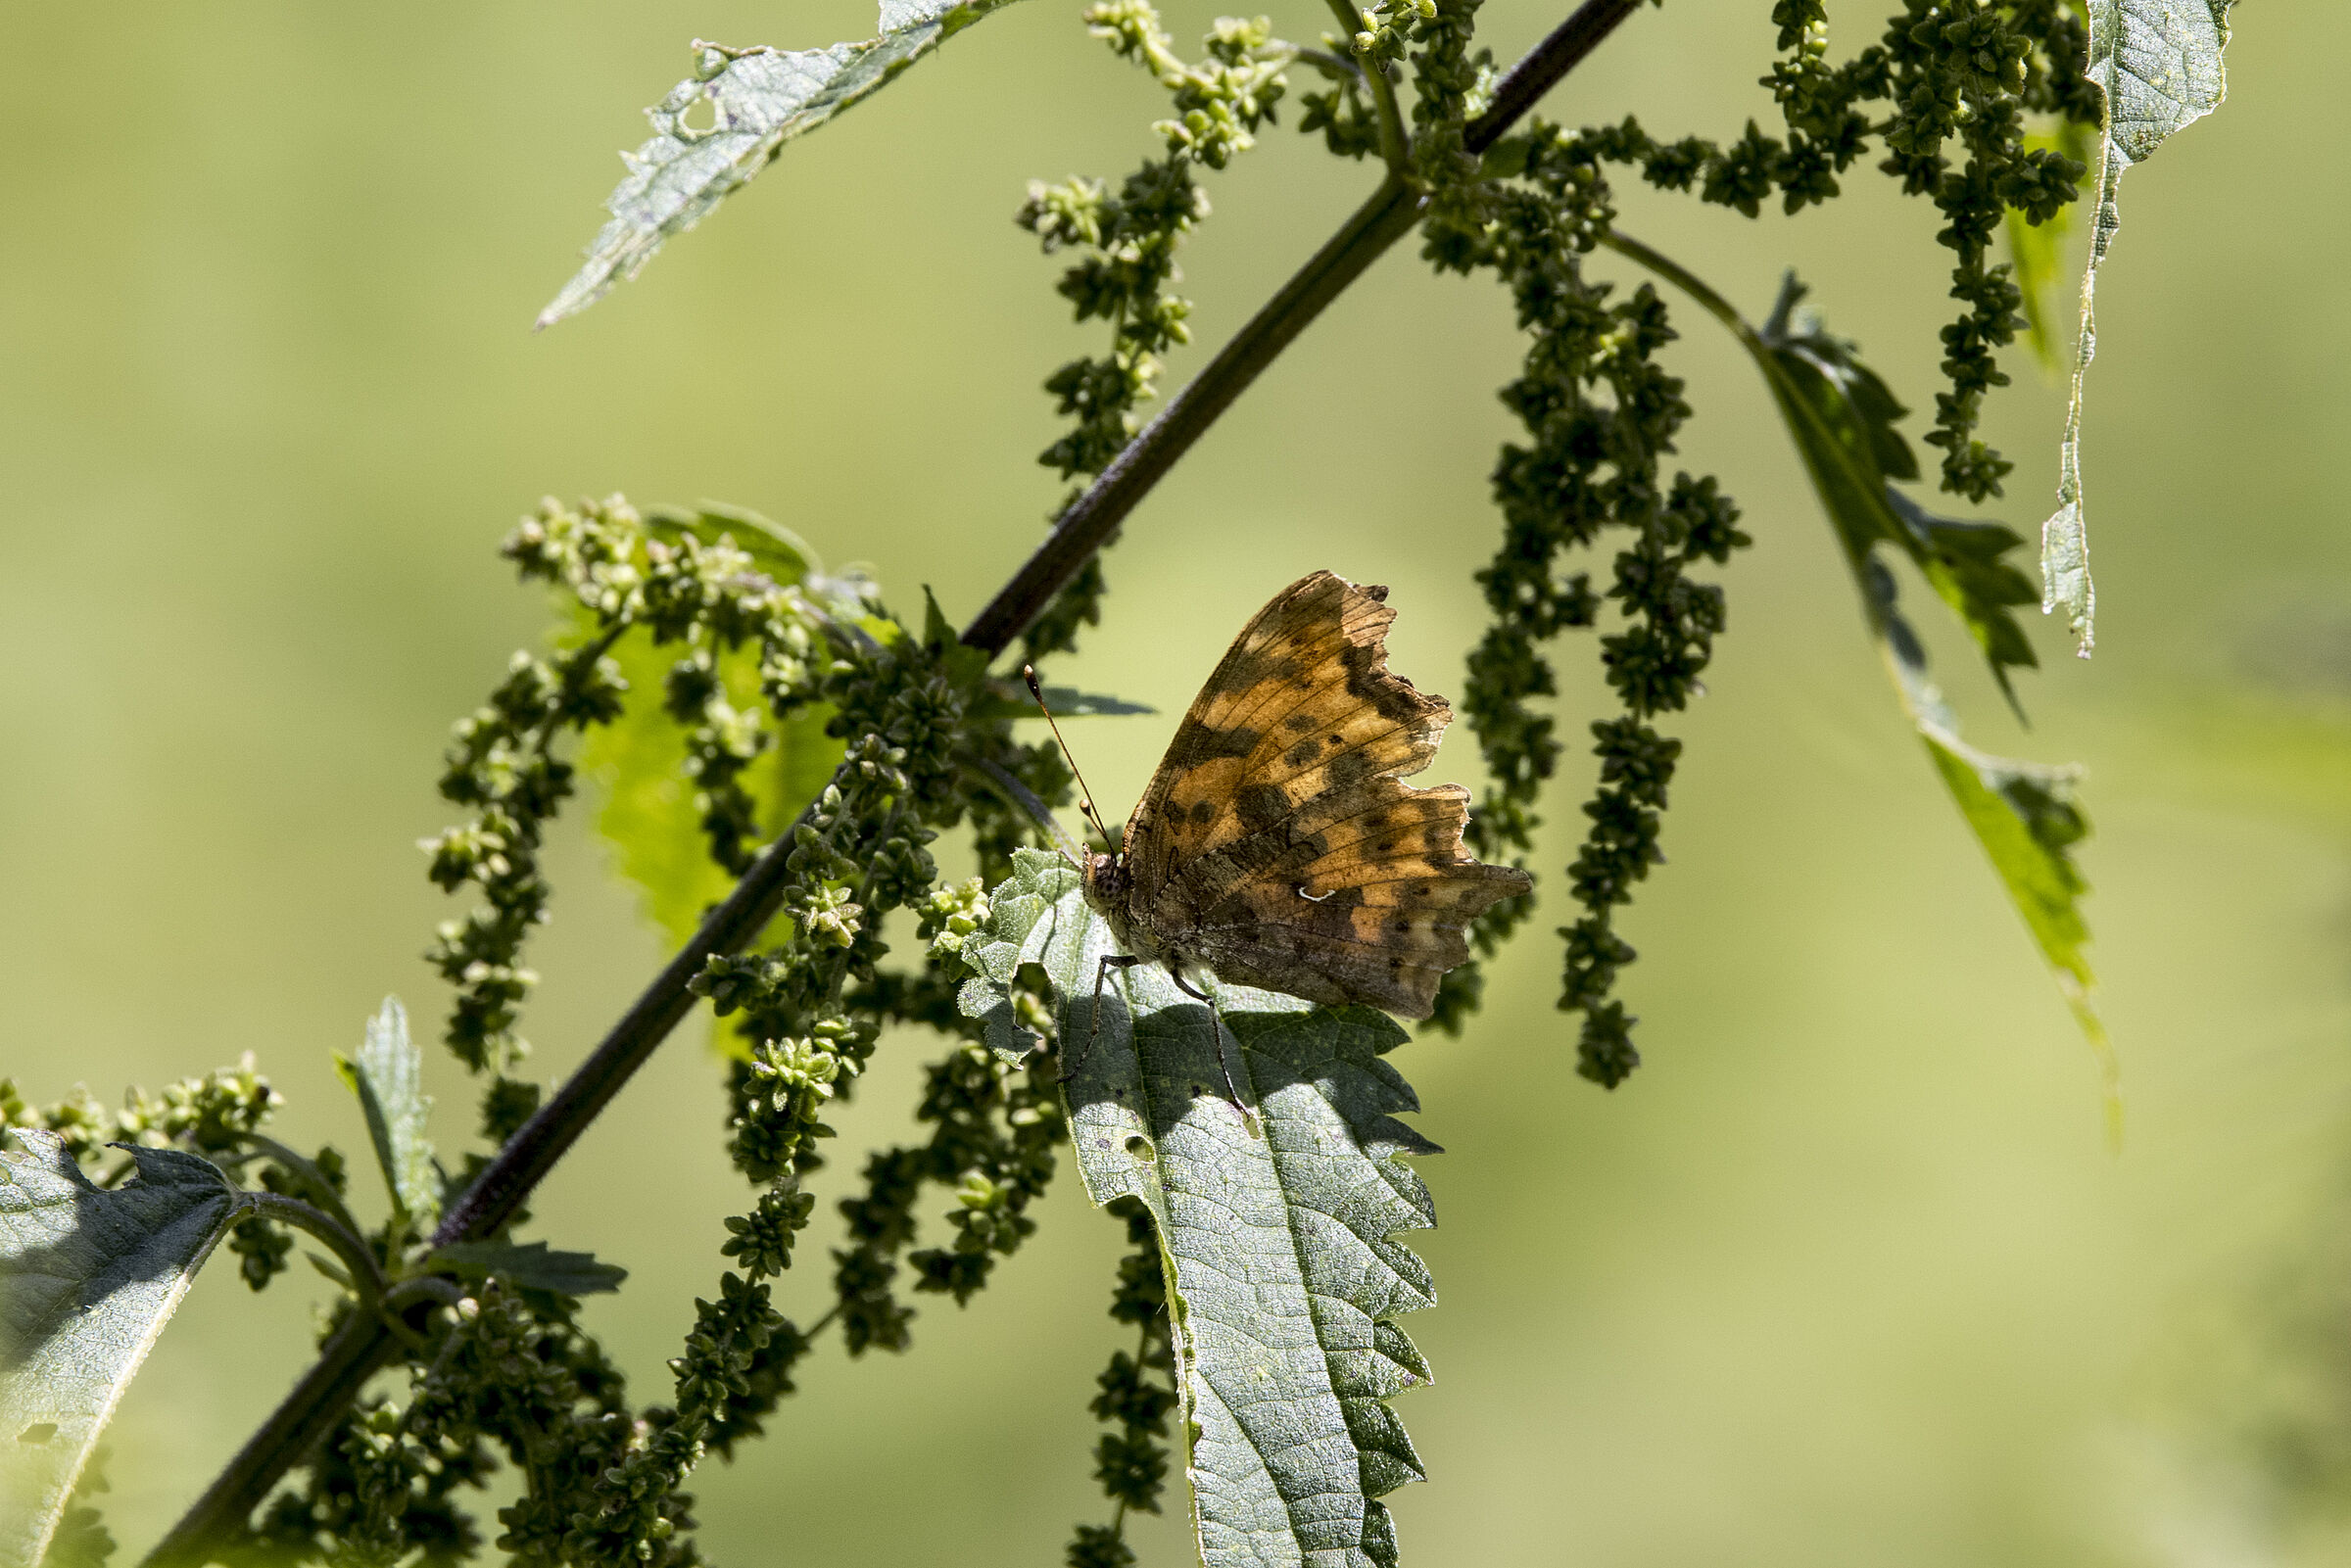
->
[342,996,439,1231]
[539,2,1026,328]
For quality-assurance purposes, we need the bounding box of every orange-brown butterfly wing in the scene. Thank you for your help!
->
[1119,570,1531,1019]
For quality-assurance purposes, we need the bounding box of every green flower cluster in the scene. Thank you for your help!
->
[1066,1197,1176,1568]
[1416,122,1748,1085]
[1,1056,311,1290]
[240,493,1081,1565]
[0,1053,280,1164]
[1016,5,1297,663]
[242,1282,647,1568]
[1411,0,2090,1080]
[422,494,863,1160]
[1576,0,2094,500]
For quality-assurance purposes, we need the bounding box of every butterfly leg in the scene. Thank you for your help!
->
[1062,953,1142,1084]
[1175,974,1261,1138]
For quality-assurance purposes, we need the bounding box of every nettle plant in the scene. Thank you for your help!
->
[0,1,2236,1564]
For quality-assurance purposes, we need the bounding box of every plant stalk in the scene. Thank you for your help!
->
[146,2,1652,1557]
[958,0,1644,652]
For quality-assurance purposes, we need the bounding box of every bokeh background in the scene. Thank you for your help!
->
[3,2,2345,1563]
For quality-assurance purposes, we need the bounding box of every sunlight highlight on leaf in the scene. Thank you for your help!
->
[539,2,1026,329]
[2043,0,2235,654]
[0,1133,235,1568]
[960,850,1435,1568]
[333,997,439,1232]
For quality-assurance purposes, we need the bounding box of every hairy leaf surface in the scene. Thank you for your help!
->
[2043,0,2234,653]
[333,997,438,1231]
[541,3,1024,327]
[0,1133,235,1568]
[961,849,1436,1568]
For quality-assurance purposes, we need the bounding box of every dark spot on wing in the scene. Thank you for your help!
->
[1235,784,1290,833]
[1169,717,1260,763]
[1203,646,1302,699]
[1282,711,1319,734]
[1283,737,1320,769]
[1187,798,1216,826]
[1324,748,1373,790]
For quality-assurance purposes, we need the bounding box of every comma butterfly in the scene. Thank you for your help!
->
[1050,569,1531,1022]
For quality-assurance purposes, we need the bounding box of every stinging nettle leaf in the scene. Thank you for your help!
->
[431,1239,628,1298]
[1759,288,2039,717]
[334,997,439,1231]
[2043,0,2235,655]
[0,1132,236,1568]
[539,3,1026,329]
[961,850,1436,1568]
[1740,292,2108,1101]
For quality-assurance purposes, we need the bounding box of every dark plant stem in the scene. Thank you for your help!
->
[244,1192,387,1307]
[1463,0,1648,152]
[145,2,1650,1557]
[958,0,1641,653]
[959,173,1422,654]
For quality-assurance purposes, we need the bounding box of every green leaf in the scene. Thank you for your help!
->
[2043,0,2235,654]
[430,1240,628,1298]
[921,588,991,693]
[578,614,845,957]
[961,850,1436,1568]
[539,4,1026,329]
[1760,288,2039,716]
[0,1132,236,1568]
[1882,489,2039,721]
[332,998,438,1232]
[1741,287,2107,1095]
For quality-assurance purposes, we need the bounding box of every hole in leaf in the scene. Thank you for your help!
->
[1125,1134,1156,1164]
[18,1423,56,1444]
[678,95,721,136]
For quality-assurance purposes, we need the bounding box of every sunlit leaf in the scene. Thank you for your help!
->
[2043,0,2235,654]
[961,850,1435,1568]
[540,3,1026,328]
[0,1133,236,1568]
[332,997,438,1232]
[574,514,848,964]
[1742,291,2107,1097]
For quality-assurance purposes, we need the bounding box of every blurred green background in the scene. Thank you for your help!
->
[4,3,2345,1563]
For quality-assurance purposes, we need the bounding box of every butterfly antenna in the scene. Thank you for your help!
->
[1024,664,1117,852]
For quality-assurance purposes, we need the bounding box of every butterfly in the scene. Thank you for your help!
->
[1045,569,1532,1023]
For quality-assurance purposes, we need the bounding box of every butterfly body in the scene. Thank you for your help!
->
[1077,570,1531,1021]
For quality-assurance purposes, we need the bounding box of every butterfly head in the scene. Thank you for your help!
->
[1078,845,1151,960]
[1078,847,1128,916]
